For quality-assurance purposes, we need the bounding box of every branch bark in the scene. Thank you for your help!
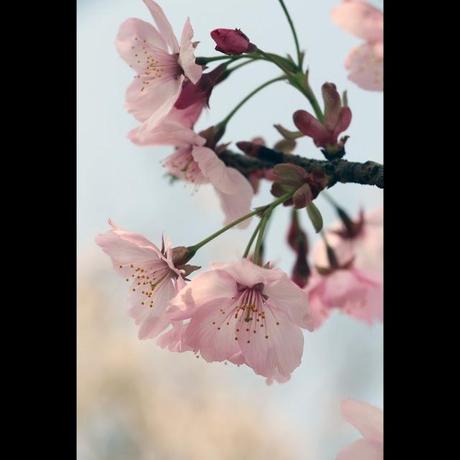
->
[219,145,384,188]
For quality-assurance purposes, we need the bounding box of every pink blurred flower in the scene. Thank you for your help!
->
[116,0,202,129]
[168,258,315,383]
[331,0,383,91]
[210,28,256,55]
[306,267,383,328]
[95,220,186,340]
[293,83,352,154]
[312,207,383,278]
[337,399,383,460]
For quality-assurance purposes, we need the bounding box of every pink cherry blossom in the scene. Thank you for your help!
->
[129,64,228,145]
[306,267,383,328]
[312,207,383,278]
[95,220,186,340]
[168,258,315,383]
[331,0,383,91]
[116,0,202,129]
[337,399,383,460]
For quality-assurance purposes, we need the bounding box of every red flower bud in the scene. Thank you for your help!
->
[210,28,256,55]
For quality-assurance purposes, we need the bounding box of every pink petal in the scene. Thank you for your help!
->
[183,299,241,362]
[264,275,315,330]
[178,18,202,84]
[337,439,383,460]
[142,0,179,53]
[168,269,237,320]
[218,258,283,288]
[238,307,304,381]
[125,74,184,124]
[163,146,208,184]
[345,43,383,92]
[95,225,161,269]
[129,120,205,147]
[331,1,383,43]
[130,279,177,339]
[156,321,191,352]
[341,399,383,444]
[192,147,254,227]
[116,18,168,72]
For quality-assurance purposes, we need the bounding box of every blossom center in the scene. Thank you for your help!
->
[120,262,174,308]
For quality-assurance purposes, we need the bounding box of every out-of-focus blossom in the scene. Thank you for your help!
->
[331,0,383,91]
[116,0,202,129]
[337,399,383,460]
[306,239,382,328]
[210,28,256,55]
[306,267,383,328]
[95,220,189,340]
[294,83,352,154]
[168,258,314,383]
[312,207,383,278]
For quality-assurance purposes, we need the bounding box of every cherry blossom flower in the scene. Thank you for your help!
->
[116,0,202,129]
[331,0,383,91]
[337,399,383,460]
[128,64,228,145]
[168,258,315,383]
[306,267,383,328]
[95,220,190,340]
[312,207,383,278]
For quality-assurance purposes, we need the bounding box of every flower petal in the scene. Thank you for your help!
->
[178,18,202,84]
[143,0,179,53]
[182,299,241,362]
[130,278,177,339]
[238,307,304,381]
[341,399,383,444]
[116,18,168,72]
[168,269,237,319]
[345,43,383,92]
[264,275,315,330]
[337,439,383,460]
[192,147,253,227]
[331,0,383,43]
[125,75,184,124]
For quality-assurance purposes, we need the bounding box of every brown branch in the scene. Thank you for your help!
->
[219,145,383,188]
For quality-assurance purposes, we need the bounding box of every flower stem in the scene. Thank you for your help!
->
[277,0,302,67]
[217,76,286,129]
[253,192,292,265]
[243,218,264,258]
[189,193,293,255]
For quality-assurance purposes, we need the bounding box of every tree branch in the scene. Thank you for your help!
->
[219,145,384,189]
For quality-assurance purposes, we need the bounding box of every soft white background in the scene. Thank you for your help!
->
[78,0,383,458]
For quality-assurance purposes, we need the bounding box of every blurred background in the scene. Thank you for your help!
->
[77,0,383,459]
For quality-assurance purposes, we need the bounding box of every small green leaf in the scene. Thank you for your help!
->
[306,202,323,233]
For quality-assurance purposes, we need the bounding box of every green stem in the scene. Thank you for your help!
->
[226,57,260,74]
[243,219,264,258]
[217,76,286,128]
[277,0,302,67]
[253,193,291,265]
[189,193,293,256]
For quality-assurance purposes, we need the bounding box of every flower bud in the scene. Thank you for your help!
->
[210,28,256,55]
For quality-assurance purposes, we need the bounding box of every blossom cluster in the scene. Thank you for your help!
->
[96,0,383,387]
